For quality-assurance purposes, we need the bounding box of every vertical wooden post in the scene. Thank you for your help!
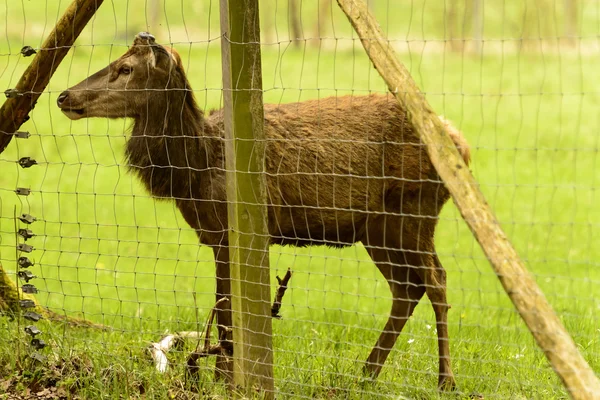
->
[147,0,161,33]
[219,1,274,397]
[336,0,600,398]
[472,0,483,54]
[564,0,578,46]
[445,0,457,52]
[289,0,303,47]
[0,0,104,154]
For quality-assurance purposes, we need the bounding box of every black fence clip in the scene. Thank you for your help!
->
[24,311,42,322]
[18,214,36,224]
[29,352,46,363]
[18,256,34,268]
[11,131,30,139]
[20,46,36,57]
[25,325,41,337]
[4,88,20,98]
[18,157,37,168]
[17,243,34,253]
[19,299,35,309]
[15,188,31,196]
[21,284,38,294]
[18,229,35,240]
[31,338,46,350]
[18,270,36,282]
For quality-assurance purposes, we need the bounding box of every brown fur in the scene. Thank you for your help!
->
[57,33,469,390]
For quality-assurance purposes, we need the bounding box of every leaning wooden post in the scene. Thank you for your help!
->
[0,0,104,154]
[219,0,274,397]
[336,0,600,399]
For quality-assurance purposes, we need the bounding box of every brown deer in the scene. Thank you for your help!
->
[56,33,469,391]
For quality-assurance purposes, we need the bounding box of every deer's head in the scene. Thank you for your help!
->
[57,32,185,120]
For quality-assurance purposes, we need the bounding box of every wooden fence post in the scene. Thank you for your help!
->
[472,0,483,54]
[0,0,104,154]
[336,0,600,398]
[219,1,274,397]
[564,0,578,46]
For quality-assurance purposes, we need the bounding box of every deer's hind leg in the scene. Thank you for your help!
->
[363,244,426,379]
[213,245,234,381]
[422,252,455,391]
[363,220,455,390]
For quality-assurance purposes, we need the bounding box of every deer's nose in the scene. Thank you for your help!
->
[57,91,69,107]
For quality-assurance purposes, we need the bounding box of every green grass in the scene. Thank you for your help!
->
[1,1,600,399]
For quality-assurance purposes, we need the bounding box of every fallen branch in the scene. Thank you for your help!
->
[45,310,109,330]
[202,297,230,353]
[271,269,292,318]
[148,331,201,373]
[186,297,233,377]
[150,298,232,374]
[154,269,294,374]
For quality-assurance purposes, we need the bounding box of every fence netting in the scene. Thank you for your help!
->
[0,0,598,398]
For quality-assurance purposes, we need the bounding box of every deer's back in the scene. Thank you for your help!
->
[206,94,456,247]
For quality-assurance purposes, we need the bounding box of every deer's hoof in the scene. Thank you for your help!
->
[438,374,457,392]
[361,361,383,380]
[215,354,234,382]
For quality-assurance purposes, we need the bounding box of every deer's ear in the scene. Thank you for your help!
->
[147,48,158,68]
[165,47,184,72]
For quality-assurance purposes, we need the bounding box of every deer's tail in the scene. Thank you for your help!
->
[438,116,471,166]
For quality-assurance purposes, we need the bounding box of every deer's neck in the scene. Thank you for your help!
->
[125,91,218,200]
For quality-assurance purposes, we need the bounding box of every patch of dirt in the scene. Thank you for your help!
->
[0,355,93,400]
[0,354,204,400]
[0,377,70,400]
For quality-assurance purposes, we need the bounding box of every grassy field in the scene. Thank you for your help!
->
[1,1,600,399]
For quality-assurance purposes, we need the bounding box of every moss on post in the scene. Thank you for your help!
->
[0,262,106,328]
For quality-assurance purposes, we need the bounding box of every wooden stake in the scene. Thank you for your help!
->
[220,0,274,397]
[336,0,600,398]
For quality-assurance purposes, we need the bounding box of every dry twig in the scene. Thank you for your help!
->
[271,269,293,318]
[186,298,232,377]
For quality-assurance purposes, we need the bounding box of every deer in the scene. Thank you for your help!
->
[56,33,470,391]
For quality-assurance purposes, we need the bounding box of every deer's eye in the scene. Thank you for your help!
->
[119,66,132,75]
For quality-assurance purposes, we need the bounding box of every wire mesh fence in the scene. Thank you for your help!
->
[1,0,599,398]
